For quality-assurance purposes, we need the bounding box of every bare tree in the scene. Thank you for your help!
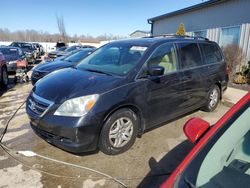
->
[0,27,127,42]
[56,15,67,42]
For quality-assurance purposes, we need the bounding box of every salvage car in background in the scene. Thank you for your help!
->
[162,92,250,188]
[0,52,8,87]
[10,42,37,63]
[26,36,228,155]
[32,43,43,58]
[47,46,67,60]
[31,48,95,84]
[0,47,26,73]
[47,45,95,60]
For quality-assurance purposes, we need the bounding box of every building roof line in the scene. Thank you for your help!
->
[148,0,228,23]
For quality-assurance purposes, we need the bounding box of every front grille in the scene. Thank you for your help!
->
[28,93,54,117]
[31,124,72,144]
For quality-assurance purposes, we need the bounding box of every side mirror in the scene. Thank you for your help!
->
[148,66,164,76]
[183,118,210,143]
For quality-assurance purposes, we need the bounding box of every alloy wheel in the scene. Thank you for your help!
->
[209,88,219,108]
[109,117,133,148]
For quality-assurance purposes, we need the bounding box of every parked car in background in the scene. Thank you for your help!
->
[10,42,36,63]
[26,36,228,155]
[33,43,45,58]
[162,92,250,188]
[0,52,8,87]
[47,46,67,60]
[38,43,45,56]
[55,42,67,50]
[47,45,96,60]
[31,48,95,85]
[0,46,26,74]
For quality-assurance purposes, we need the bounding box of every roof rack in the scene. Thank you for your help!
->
[144,34,209,41]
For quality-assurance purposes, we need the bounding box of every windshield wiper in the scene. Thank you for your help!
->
[83,69,113,76]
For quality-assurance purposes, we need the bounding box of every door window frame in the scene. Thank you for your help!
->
[175,41,205,71]
[198,42,224,66]
[136,42,180,80]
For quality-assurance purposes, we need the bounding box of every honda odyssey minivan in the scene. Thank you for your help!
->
[26,36,228,155]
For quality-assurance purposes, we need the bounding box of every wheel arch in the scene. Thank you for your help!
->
[103,104,145,135]
[215,82,222,100]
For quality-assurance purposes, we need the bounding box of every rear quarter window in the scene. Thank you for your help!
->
[200,43,223,64]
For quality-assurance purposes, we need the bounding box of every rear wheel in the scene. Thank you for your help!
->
[202,85,220,112]
[99,108,138,155]
[1,67,8,87]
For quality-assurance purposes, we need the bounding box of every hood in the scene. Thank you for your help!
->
[34,60,72,72]
[4,55,18,62]
[33,68,124,103]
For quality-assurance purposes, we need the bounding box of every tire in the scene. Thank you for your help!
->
[201,85,220,112]
[99,108,139,155]
[1,67,8,87]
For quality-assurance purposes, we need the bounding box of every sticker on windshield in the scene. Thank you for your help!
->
[130,46,147,52]
[10,49,18,51]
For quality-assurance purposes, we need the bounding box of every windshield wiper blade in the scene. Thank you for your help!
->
[84,69,112,76]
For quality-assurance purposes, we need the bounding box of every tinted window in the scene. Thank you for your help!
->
[200,43,223,64]
[64,50,92,63]
[58,47,67,51]
[178,42,203,69]
[147,43,177,74]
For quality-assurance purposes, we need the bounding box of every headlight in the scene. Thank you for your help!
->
[54,94,99,117]
[8,61,17,64]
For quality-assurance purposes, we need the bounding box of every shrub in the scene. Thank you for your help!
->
[222,45,246,80]
[233,61,250,84]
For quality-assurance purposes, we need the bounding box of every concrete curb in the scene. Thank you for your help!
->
[221,99,234,108]
[222,87,248,108]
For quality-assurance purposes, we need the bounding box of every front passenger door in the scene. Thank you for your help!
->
[144,42,186,127]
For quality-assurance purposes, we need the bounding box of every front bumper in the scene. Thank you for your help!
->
[26,94,102,153]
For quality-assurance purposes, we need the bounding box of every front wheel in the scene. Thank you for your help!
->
[201,85,220,112]
[99,108,138,155]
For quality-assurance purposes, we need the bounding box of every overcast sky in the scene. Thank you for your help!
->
[0,0,204,36]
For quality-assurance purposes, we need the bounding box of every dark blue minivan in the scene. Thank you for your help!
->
[26,36,228,155]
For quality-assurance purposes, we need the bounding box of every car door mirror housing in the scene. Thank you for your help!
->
[148,66,164,76]
[183,117,210,143]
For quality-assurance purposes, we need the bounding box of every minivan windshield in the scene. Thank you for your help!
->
[76,43,148,76]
